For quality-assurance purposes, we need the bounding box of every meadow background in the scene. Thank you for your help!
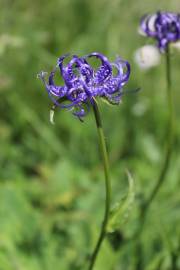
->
[0,0,180,269]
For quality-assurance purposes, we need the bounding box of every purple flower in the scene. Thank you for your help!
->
[140,11,180,52]
[38,53,130,119]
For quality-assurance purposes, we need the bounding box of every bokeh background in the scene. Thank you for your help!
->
[0,0,180,269]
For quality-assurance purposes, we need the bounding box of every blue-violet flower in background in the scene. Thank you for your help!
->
[140,11,180,52]
[38,52,130,119]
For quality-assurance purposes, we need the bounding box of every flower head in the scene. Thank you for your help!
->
[38,52,130,119]
[140,11,180,52]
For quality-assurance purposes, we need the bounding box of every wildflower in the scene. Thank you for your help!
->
[140,11,180,52]
[38,53,130,119]
[134,45,161,70]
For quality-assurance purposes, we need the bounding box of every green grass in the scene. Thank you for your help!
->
[0,0,180,269]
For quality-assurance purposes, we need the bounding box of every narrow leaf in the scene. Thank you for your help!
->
[107,170,135,233]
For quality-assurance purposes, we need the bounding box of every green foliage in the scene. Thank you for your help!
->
[0,0,180,269]
[107,170,135,233]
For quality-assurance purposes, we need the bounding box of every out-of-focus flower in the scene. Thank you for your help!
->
[38,53,130,119]
[171,40,180,51]
[134,45,161,70]
[140,11,180,52]
[132,98,150,117]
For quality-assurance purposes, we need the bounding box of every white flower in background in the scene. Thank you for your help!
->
[132,98,150,117]
[134,45,161,70]
[171,41,180,51]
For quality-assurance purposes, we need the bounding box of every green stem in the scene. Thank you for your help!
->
[88,99,111,270]
[132,45,174,265]
[141,44,174,219]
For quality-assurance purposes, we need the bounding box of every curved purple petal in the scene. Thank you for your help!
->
[85,52,112,84]
[114,58,131,85]
[38,70,67,97]
[141,14,158,37]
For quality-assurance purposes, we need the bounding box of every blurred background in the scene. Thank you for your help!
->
[0,0,180,269]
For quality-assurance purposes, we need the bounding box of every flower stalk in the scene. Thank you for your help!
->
[140,44,174,225]
[88,99,111,270]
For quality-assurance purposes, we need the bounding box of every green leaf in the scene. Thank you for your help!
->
[49,109,55,125]
[107,170,135,233]
[101,97,120,106]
